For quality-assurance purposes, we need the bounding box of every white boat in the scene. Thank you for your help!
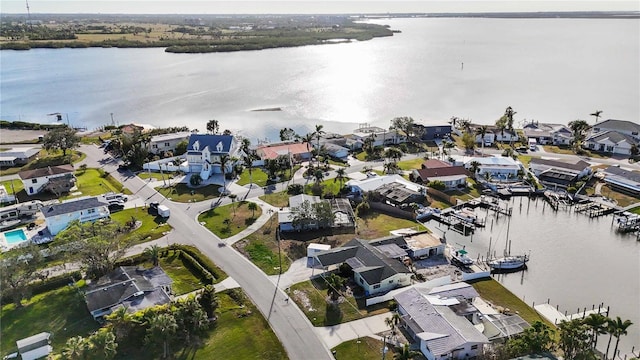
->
[451,248,474,267]
[488,254,529,270]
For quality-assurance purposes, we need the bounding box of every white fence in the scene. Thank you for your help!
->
[143,156,189,173]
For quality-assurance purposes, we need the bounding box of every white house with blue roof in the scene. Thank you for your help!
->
[185,134,241,180]
[42,196,110,235]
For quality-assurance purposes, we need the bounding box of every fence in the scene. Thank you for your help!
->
[427,187,455,205]
[369,201,415,220]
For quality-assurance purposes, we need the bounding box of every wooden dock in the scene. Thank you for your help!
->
[575,201,616,218]
[535,303,609,325]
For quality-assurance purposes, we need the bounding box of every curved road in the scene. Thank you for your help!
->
[79,145,335,360]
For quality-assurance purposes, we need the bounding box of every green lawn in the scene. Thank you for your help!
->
[471,279,552,327]
[516,154,540,168]
[290,278,390,326]
[357,213,426,239]
[236,168,269,187]
[0,149,85,176]
[137,171,179,181]
[156,184,220,203]
[1,282,99,358]
[110,208,173,243]
[259,191,290,208]
[65,168,132,199]
[397,158,425,171]
[305,178,345,197]
[600,185,640,208]
[629,206,640,215]
[158,251,205,295]
[198,201,262,239]
[0,179,23,198]
[333,337,407,360]
[233,215,291,275]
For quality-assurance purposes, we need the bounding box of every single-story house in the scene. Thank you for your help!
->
[19,164,76,196]
[16,332,53,360]
[464,156,521,182]
[414,124,452,141]
[41,196,110,235]
[602,166,640,196]
[583,131,638,155]
[0,147,40,167]
[84,266,173,320]
[351,126,406,147]
[522,122,572,146]
[411,166,469,189]
[279,194,355,232]
[473,126,519,146]
[147,131,191,155]
[376,182,426,206]
[529,158,591,189]
[395,287,489,359]
[314,238,412,296]
[185,134,242,179]
[346,174,427,205]
[256,142,311,162]
[319,142,350,159]
[370,231,445,260]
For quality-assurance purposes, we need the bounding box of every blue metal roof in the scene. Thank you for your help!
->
[187,134,234,154]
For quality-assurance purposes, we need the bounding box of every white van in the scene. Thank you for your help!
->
[528,138,537,151]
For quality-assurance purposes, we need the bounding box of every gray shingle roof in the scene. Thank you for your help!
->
[42,197,108,218]
[19,164,74,180]
[604,166,640,183]
[529,158,591,172]
[428,282,479,299]
[593,119,640,134]
[586,130,638,145]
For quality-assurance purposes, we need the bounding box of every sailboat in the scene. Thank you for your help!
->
[487,215,529,271]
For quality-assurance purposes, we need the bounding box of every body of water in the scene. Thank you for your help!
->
[1,18,638,142]
[427,197,640,356]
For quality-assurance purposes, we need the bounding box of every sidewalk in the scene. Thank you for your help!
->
[268,257,326,289]
[314,312,391,349]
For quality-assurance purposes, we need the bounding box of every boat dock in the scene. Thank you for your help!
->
[466,196,512,217]
[430,211,477,235]
[614,212,640,234]
[575,201,616,218]
[535,303,609,325]
[542,190,572,211]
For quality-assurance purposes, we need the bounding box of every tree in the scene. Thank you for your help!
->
[469,161,481,178]
[0,243,48,306]
[384,147,403,163]
[496,116,508,145]
[610,316,633,360]
[475,125,489,154]
[334,168,347,190]
[206,119,219,134]
[313,168,325,186]
[57,220,135,279]
[568,119,592,152]
[279,127,296,141]
[219,154,230,195]
[394,343,420,360]
[190,173,202,186]
[590,110,603,124]
[583,313,609,350]
[462,132,476,151]
[506,321,555,356]
[313,201,335,228]
[247,202,258,218]
[106,306,135,342]
[302,132,315,160]
[384,161,399,174]
[325,273,346,301]
[87,328,118,360]
[630,144,639,158]
[173,296,210,345]
[558,318,596,360]
[505,106,517,130]
[145,312,178,359]
[43,126,80,156]
[363,134,376,157]
[174,140,188,155]
[62,336,87,360]
[314,124,325,166]
[197,284,219,319]
[144,244,161,267]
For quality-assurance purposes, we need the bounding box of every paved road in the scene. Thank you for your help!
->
[78,145,335,360]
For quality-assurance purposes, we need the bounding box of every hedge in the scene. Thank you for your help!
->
[169,244,227,283]
[1,270,82,305]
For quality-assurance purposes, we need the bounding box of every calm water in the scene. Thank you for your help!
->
[1,18,638,142]
[427,197,640,356]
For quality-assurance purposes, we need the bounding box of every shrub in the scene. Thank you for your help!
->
[190,174,202,186]
[355,201,370,217]
[429,180,446,191]
[287,184,303,195]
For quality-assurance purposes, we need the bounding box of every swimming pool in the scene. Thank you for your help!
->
[3,229,28,245]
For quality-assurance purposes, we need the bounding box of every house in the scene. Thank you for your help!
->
[370,231,445,259]
[602,166,640,196]
[0,147,40,167]
[0,185,16,204]
[279,194,355,232]
[414,124,452,141]
[147,131,191,155]
[16,332,53,360]
[394,287,489,359]
[19,164,76,196]
[411,164,469,189]
[84,266,173,320]
[314,238,412,296]
[346,174,427,205]
[590,119,640,141]
[529,158,591,188]
[318,142,350,159]
[473,126,519,146]
[351,126,406,147]
[257,142,311,162]
[41,196,110,235]
[522,122,572,146]
[583,131,638,155]
[185,134,241,180]
[464,157,521,182]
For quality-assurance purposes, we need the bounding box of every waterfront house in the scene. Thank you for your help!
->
[256,141,311,162]
[583,131,638,155]
[279,194,355,232]
[411,160,469,189]
[0,147,40,167]
[84,266,173,320]
[522,122,572,146]
[42,196,109,235]
[185,134,241,180]
[370,231,445,259]
[590,119,640,141]
[351,126,407,147]
[529,158,591,189]
[147,131,191,155]
[464,156,521,182]
[346,174,427,205]
[19,164,76,196]
[314,238,412,296]
[394,287,489,359]
[602,166,640,196]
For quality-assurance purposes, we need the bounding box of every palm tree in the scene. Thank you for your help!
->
[611,316,633,360]
[394,343,420,360]
[63,336,87,360]
[384,147,403,164]
[247,202,258,218]
[143,244,161,267]
[88,329,118,360]
[363,134,375,157]
[206,119,219,134]
[505,106,517,130]
[314,124,325,166]
[106,305,135,341]
[605,319,616,360]
[583,313,609,349]
[302,132,315,162]
[384,162,399,174]
[219,154,230,195]
[243,153,256,188]
[174,296,209,345]
[325,273,346,301]
[568,120,592,152]
[590,110,603,124]
[475,125,489,154]
[197,284,219,319]
[334,168,347,190]
[313,168,325,187]
[145,312,178,359]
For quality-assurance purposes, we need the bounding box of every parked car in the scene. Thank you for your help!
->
[148,201,160,216]
[102,193,128,204]
[108,203,125,213]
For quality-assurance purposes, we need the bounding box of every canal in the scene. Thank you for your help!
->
[426,196,640,357]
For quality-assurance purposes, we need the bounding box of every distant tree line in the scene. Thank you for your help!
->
[0,120,66,130]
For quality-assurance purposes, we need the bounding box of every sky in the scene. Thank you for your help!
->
[1,0,638,14]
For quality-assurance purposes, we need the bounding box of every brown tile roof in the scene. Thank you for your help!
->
[415,166,469,180]
[422,159,452,169]
[257,142,310,160]
[18,164,74,180]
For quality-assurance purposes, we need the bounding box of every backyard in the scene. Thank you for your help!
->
[156,183,220,203]
[333,337,415,360]
[198,200,262,238]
